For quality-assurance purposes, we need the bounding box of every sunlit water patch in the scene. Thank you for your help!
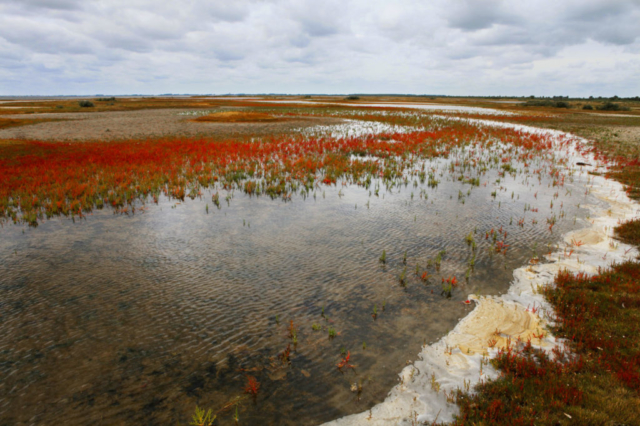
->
[252,100,517,116]
[298,120,421,139]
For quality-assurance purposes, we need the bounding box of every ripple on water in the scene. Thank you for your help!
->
[0,150,597,425]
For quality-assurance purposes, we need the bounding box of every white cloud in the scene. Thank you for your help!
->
[0,0,638,96]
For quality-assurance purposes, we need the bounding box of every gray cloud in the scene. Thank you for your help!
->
[0,0,638,96]
[446,0,520,31]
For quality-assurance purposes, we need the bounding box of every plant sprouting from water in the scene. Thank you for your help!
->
[190,406,216,426]
[244,375,260,399]
[399,267,407,286]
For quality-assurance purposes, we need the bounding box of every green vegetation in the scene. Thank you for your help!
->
[523,99,571,108]
[596,101,631,111]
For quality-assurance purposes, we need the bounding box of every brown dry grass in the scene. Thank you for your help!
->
[0,117,60,130]
[192,111,283,123]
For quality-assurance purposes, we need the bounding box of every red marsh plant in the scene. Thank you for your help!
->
[0,117,575,226]
[448,262,640,425]
[244,375,260,399]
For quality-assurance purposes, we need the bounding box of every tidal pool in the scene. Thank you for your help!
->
[0,122,600,425]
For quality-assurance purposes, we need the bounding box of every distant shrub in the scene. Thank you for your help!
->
[344,95,360,100]
[55,105,64,109]
[97,97,116,102]
[523,99,571,108]
[582,104,594,110]
[524,100,553,107]
[78,100,95,108]
[596,102,630,111]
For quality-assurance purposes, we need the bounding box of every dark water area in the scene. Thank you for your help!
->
[0,149,595,425]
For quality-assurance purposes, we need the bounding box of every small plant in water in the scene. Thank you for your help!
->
[288,320,298,345]
[379,250,386,264]
[190,406,216,426]
[465,232,475,245]
[279,343,291,364]
[435,249,445,270]
[233,404,239,424]
[337,351,354,370]
[328,327,337,339]
[244,375,260,399]
[441,276,457,298]
[399,267,407,286]
[372,303,378,319]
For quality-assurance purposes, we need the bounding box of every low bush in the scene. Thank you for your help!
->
[78,100,95,108]
[582,104,594,110]
[597,102,631,111]
[523,100,571,108]
[344,95,360,100]
[97,97,116,102]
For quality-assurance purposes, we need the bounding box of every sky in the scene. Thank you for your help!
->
[0,0,639,97]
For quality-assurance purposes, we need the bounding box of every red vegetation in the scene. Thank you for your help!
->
[0,120,570,226]
[337,351,354,371]
[451,261,640,425]
[244,375,260,397]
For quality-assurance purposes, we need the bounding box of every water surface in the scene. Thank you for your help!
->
[0,134,597,425]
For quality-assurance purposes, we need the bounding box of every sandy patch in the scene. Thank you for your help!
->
[588,113,640,118]
[192,111,283,123]
[0,108,341,142]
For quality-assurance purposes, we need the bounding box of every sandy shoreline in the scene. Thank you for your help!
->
[323,118,639,425]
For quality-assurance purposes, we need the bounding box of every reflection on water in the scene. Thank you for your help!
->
[0,149,597,425]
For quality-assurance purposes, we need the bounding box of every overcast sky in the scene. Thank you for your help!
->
[1,0,639,97]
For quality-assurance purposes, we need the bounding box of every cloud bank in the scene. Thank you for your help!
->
[0,0,638,96]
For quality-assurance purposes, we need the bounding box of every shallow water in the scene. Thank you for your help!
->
[0,134,598,425]
[253,100,515,116]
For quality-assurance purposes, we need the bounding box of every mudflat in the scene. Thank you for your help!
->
[0,108,341,142]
